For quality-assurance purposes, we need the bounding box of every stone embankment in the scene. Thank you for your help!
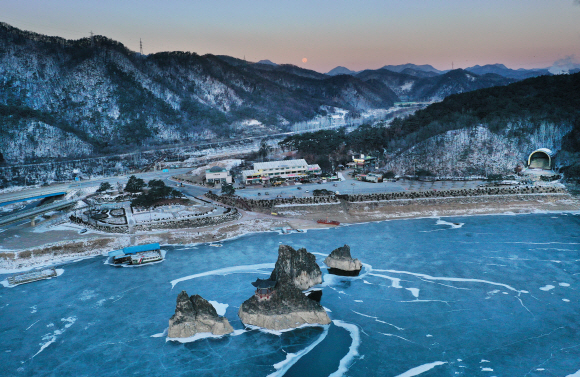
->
[206,192,338,212]
[340,185,566,202]
[69,215,129,234]
[168,291,233,338]
[69,208,240,233]
[207,186,565,214]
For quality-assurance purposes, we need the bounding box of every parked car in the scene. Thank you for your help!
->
[297,187,302,190]
[305,190,310,193]
[265,192,269,195]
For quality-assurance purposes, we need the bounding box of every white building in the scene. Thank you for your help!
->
[242,159,321,185]
[205,166,232,184]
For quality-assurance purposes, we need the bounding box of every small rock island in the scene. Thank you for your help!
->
[238,244,331,331]
[324,244,363,276]
[168,291,233,338]
[269,244,322,290]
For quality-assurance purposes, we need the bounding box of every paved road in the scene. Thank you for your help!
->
[0,168,194,206]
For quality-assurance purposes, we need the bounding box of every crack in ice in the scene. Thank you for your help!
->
[170,263,275,289]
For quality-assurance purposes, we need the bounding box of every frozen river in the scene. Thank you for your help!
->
[1,212,580,376]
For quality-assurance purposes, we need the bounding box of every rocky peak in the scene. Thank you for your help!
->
[269,244,322,290]
[324,244,362,275]
[328,244,353,260]
[238,275,330,330]
[168,291,233,338]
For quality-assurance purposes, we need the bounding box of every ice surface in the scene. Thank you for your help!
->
[566,369,580,377]
[170,263,275,289]
[245,323,327,336]
[329,320,360,377]
[267,325,330,377]
[394,361,447,377]
[540,285,555,291]
[351,310,404,330]
[2,213,580,376]
[166,328,246,344]
[373,269,523,292]
[31,317,76,359]
[559,282,571,287]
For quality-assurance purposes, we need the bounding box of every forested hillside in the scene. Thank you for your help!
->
[0,23,397,164]
[281,73,580,177]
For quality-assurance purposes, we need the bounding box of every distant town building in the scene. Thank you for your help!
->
[352,154,377,171]
[205,166,232,184]
[357,172,383,183]
[242,159,321,185]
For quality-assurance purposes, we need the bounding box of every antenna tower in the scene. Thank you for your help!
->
[140,38,143,55]
[452,61,454,70]
[90,31,94,47]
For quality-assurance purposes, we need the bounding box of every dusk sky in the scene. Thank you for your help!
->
[2,0,579,72]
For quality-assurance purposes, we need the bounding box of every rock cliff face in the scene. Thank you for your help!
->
[324,245,363,276]
[238,276,331,331]
[269,244,322,290]
[168,291,233,338]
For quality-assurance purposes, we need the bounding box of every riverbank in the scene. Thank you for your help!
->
[1,191,579,273]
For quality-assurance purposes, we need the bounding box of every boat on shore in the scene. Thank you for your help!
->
[7,268,58,286]
[317,219,340,226]
[107,243,164,266]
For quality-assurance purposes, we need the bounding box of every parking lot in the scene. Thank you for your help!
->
[235,170,485,199]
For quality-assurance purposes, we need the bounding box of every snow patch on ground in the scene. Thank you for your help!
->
[209,301,228,316]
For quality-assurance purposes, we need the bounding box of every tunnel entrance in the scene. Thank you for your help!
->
[528,149,553,170]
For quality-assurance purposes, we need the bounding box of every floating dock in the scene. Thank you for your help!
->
[7,268,58,286]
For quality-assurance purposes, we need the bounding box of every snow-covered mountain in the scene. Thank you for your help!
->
[380,63,441,74]
[356,68,515,102]
[466,64,551,79]
[0,23,399,164]
[326,66,358,76]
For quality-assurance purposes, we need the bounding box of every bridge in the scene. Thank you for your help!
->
[0,199,76,227]
[0,185,70,206]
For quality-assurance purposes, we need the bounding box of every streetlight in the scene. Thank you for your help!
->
[351,182,355,195]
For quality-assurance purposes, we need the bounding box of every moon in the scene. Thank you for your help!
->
[302,58,307,63]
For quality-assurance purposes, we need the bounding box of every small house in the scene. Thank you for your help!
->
[205,166,232,184]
